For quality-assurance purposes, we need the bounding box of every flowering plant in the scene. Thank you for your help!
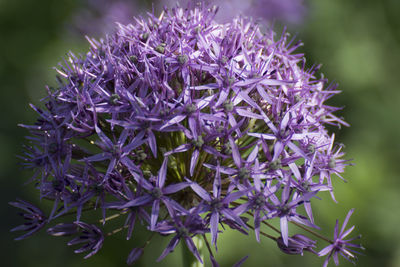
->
[11,4,363,266]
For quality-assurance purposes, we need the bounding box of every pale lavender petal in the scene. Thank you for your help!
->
[340,209,355,235]
[150,199,160,230]
[247,132,276,140]
[232,255,249,267]
[158,157,168,188]
[280,216,289,246]
[148,130,157,158]
[120,195,152,208]
[210,212,219,245]
[157,236,180,262]
[190,149,200,177]
[189,182,212,202]
[163,182,190,194]
[160,114,186,130]
[229,137,242,168]
[95,125,113,148]
[127,247,144,265]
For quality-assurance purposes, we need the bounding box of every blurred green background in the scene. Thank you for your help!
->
[1,0,400,266]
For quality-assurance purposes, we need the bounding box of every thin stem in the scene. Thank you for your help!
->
[202,234,215,258]
[106,225,128,236]
[245,211,282,234]
[142,231,156,248]
[99,211,125,224]
[245,222,278,241]
[261,220,281,234]
[290,221,333,243]
[182,235,204,267]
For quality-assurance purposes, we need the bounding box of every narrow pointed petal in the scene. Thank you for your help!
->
[150,199,160,230]
[280,216,289,246]
[190,149,200,177]
[211,212,219,245]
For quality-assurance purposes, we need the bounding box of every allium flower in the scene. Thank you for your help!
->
[9,199,47,240]
[47,222,104,259]
[12,3,363,266]
[318,209,364,267]
[277,234,317,255]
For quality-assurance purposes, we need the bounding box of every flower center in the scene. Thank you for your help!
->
[210,199,223,211]
[238,167,250,180]
[223,100,234,112]
[254,195,266,209]
[328,158,336,169]
[177,226,189,238]
[185,103,197,114]
[177,54,188,65]
[269,159,281,170]
[109,94,120,105]
[191,136,204,149]
[151,188,163,199]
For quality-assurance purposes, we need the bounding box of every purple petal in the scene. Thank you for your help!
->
[157,236,180,262]
[280,216,289,246]
[232,255,249,267]
[340,209,355,235]
[160,114,186,130]
[341,225,355,239]
[163,182,190,194]
[158,157,168,188]
[150,199,160,230]
[188,117,198,138]
[164,144,191,156]
[122,131,146,154]
[254,211,261,242]
[235,109,263,120]
[189,182,212,202]
[247,132,276,140]
[246,144,259,163]
[184,236,203,263]
[318,244,334,256]
[120,195,152,208]
[229,137,242,168]
[272,141,284,162]
[210,254,220,267]
[83,153,110,162]
[190,149,200,177]
[148,130,157,158]
[127,247,144,265]
[95,125,113,148]
[210,212,219,245]
[223,189,250,204]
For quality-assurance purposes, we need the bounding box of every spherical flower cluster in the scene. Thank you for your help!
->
[12,4,363,266]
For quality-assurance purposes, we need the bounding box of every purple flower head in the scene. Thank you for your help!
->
[318,209,364,267]
[127,247,144,265]
[154,210,208,263]
[9,199,47,240]
[48,222,104,259]
[277,234,317,255]
[13,3,361,266]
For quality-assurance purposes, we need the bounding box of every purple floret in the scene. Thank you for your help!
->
[318,209,364,267]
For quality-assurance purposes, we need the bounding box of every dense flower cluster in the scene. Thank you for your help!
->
[12,4,363,266]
